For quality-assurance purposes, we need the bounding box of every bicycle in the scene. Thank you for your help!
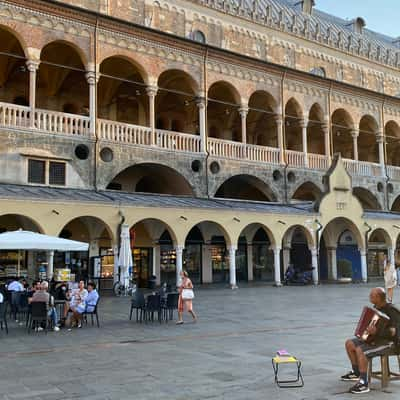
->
[113,277,137,297]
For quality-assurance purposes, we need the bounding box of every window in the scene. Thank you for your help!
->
[28,160,45,184]
[191,30,206,44]
[27,158,66,186]
[49,162,66,186]
[310,67,326,78]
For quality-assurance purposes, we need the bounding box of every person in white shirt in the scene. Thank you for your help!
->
[0,292,4,303]
[7,278,24,292]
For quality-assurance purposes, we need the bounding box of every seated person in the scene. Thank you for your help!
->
[69,282,99,329]
[0,290,4,303]
[341,287,400,394]
[63,280,88,320]
[30,281,60,332]
[27,281,41,298]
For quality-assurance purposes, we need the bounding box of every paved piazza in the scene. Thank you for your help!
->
[0,283,399,400]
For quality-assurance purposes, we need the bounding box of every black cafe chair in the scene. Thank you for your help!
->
[27,302,48,334]
[144,294,161,323]
[82,297,100,328]
[129,290,145,322]
[162,292,179,322]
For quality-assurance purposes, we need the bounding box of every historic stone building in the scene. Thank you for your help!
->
[1,0,400,289]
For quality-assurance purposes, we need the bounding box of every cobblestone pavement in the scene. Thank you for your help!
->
[0,283,399,400]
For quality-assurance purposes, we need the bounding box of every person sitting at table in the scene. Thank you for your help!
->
[69,282,99,329]
[29,281,59,332]
[63,280,88,321]
[27,281,41,298]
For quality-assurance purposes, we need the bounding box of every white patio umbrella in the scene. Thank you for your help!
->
[0,230,89,278]
[119,224,133,288]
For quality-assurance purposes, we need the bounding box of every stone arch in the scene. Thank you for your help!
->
[331,108,355,159]
[321,217,364,249]
[98,55,148,125]
[214,174,277,201]
[106,162,195,196]
[369,228,393,247]
[207,80,241,142]
[156,69,199,134]
[131,217,178,246]
[0,24,28,57]
[390,195,400,212]
[307,102,325,155]
[291,181,323,202]
[285,97,303,152]
[236,222,276,247]
[58,216,115,244]
[184,220,232,247]
[0,25,28,104]
[0,213,44,234]
[358,115,379,163]
[353,187,382,210]
[40,39,88,70]
[385,121,400,167]
[282,224,315,249]
[38,40,88,113]
[247,90,278,147]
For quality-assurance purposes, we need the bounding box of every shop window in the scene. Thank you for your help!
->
[28,159,46,184]
[49,161,66,186]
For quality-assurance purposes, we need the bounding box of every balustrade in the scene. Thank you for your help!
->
[0,102,30,128]
[286,150,306,168]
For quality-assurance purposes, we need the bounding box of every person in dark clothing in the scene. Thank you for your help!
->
[341,287,400,394]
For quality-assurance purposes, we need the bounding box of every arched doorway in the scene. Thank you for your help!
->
[282,225,313,279]
[59,216,113,289]
[38,41,88,114]
[107,163,194,195]
[247,90,277,146]
[207,81,241,142]
[385,121,400,166]
[358,115,379,163]
[284,98,303,152]
[214,175,276,201]
[331,109,354,159]
[307,103,325,155]
[321,218,364,282]
[368,228,391,278]
[183,226,204,285]
[252,227,274,281]
[130,218,177,288]
[0,27,28,105]
[98,56,147,125]
[0,214,42,281]
[156,70,198,134]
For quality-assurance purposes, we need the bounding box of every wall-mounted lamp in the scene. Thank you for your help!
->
[180,216,188,221]
[233,217,240,222]
[278,220,286,225]
[52,209,60,215]
[393,224,400,230]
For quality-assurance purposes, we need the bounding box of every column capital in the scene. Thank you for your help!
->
[299,118,308,129]
[228,244,237,252]
[310,248,318,256]
[175,245,184,253]
[273,246,281,254]
[85,71,99,85]
[146,85,158,97]
[238,106,249,117]
[359,249,367,256]
[26,60,40,72]
[195,96,206,109]
[273,114,283,124]
[321,123,329,133]
[376,132,384,143]
[351,129,359,138]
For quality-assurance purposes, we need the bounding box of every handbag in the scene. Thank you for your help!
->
[182,288,194,300]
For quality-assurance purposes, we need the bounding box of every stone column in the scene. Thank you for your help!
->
[153,244,160,285]
[196,97,206,152]
[113,244,119,284]
[275,114,285,164]
[273,247,282,286]
[85,71,97,137]
[389,247,395,266]
[322,123,330,158]
[311,248,318,284]
[301,118,308,167]
[175,245,184,288]
[202,245,212,283]
[376,133,385,176]
[146,85,158,145]
[351,129,359,161]
[228,245,238,288]
[26,60,39,128]
[327,247,337,280]
[239,106,248,144]
[47,251,54,280]
[247,243,253,281]
[360,249,368,283]
[282,247,291,273]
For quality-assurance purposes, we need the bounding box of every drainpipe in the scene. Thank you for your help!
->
[363,221,372,283]
[315,219,323,284]
[381,97,390,211]
[281,71,289,203]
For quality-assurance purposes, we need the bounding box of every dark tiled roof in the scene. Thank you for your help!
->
[224,1,398,55]
[0,183,315,215]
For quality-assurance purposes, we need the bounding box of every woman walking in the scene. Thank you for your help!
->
[383,255,397,303]
[176,270,197,324]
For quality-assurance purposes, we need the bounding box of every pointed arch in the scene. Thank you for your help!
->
[353,187,382,210]
[292,181,323,202]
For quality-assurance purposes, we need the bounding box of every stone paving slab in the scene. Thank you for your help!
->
[0,283,399,399]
